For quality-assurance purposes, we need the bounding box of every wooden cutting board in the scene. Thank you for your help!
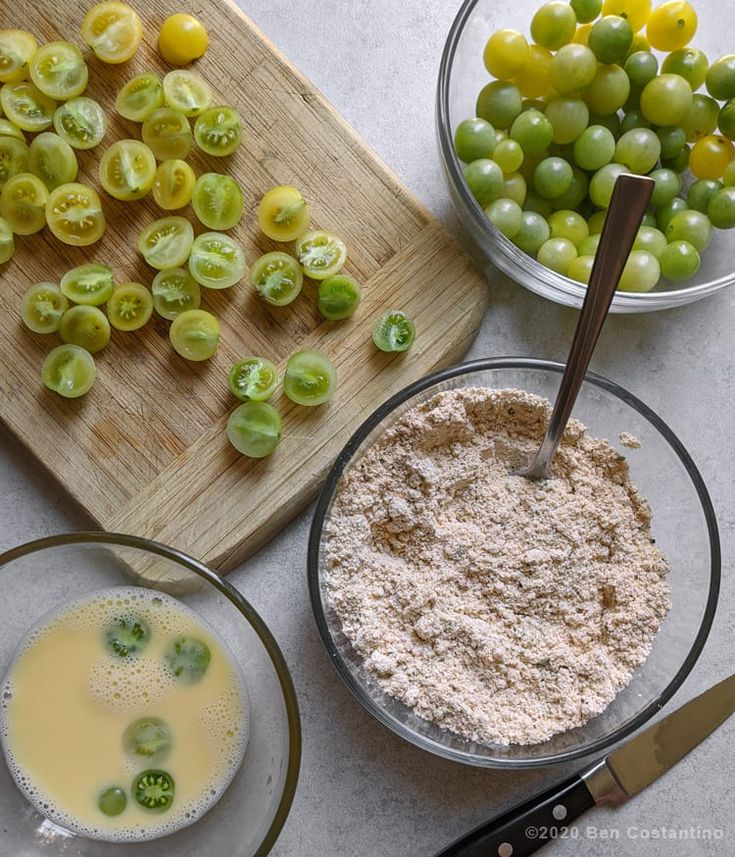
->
[0,0,488,570]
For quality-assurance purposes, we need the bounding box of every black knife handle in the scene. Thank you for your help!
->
[435,774,595,857]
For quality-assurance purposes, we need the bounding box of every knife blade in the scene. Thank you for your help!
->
[435,674,735,857]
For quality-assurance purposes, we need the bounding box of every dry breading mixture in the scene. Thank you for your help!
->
[325,388,670,746]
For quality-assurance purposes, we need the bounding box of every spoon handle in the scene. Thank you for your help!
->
[523,173,654,479]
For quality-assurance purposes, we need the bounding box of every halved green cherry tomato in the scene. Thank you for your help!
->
[107,282,153,331]
[152,159,195,210]
[60,263,114,305]
[152,267,201,319]
[142,107,193,160]
[372,310,416,352]
[169,309,220,361]
[21,282,68,333]
[227,402,282,458]
[0,216,14,263]
[318,274,361,320]
[115,72,164,122]
[0,31,38,85]
[188,231,245,289]
[98,787,126,817]
[228,357,279,402]
[0,119,25,141]
[249,251,303,305]
[164,636,211,682]
[158,14,209,66]
[28,132,78,190]
[138,216,194,269]
[133,770,174,813]
[46,182,106,246]
[53,97,106,149]
[29,41,88,100]
[284,349,337,406]
[295,230,348,280]
[0,137,29,190]
[99,139,156,201]
[192,172,243,230]
[106,615,150,656]
[0,172,47,234]
[163,70,212,117]
[1,81,57,132]
[59,305,110,353]
[82,2,144,64]
[194,106,242,156]
[42,344,95,398]
[258,185,310,241]
[123,717,172,763]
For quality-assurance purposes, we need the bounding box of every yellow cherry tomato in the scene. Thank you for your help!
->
[483,30,530,79]
[572,24,593,45]
[258,185,310,241]
[98,139,156,201]
[628,32,651,53]
[513,44,554,98]
[46,182,106,246]
[0,172,47,234]
[602,0,652,32]
[152,158,196,209]
[689,135,735,179]
[158,14,209,66]
[0,30,38,84]
[646,1,697,52]
[82,2,143,64]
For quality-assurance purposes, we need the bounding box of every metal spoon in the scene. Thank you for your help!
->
[517,173,655,480]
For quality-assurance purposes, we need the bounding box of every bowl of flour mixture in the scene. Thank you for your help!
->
[308,358,720,767]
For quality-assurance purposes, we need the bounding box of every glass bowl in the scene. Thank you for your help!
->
[436,0,733,312]
[308,358,720,768]
[0,533,300,856]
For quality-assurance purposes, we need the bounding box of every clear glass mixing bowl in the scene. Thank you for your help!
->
[309,358,720,767]
[0,533,300,856]
[437,0,734,312]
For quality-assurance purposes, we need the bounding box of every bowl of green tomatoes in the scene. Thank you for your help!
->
[438,0,735,311]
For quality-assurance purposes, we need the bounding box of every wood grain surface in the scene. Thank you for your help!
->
[0,0,488,570]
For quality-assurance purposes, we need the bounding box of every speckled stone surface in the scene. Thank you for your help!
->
[2,1,735,854]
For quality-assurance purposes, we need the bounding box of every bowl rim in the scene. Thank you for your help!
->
[435,0,734,308]
[0,531,301,856]
[307,356,721,768]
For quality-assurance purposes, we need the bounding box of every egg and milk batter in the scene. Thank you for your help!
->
[0,587,249,842]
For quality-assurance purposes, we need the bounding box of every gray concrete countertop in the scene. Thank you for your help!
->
[2,1,734,854]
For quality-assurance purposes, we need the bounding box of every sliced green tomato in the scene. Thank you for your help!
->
[132,770,174,813]
[107,282,153,331]
[188,232,245,289]
[228,357,279,402]
[0,215,14,263]
[106,615,150,657]
[46,182,106,246]
[162,70,212,117]
[192,172,243,230]
[41,344,96,398]
[29,41,88,100]
[60,263,114,305]
[227,402,282,458]
[0,118,26,141]
[169,309,220,361]
[99,139,156,201]
[1,81,57,132]
[137,216,194,270]
[194,105,242,156]
[123,717,172,763]
[258,185,310,241]
[142,107,193,160]
[0,172,47,235]
[98,787,126,817]
[284,349,337,406]
[59,304,111,353]
[164,636,211,683]
[152,159,195,210]
[317,274,361,320]
[248,251,302,305]
[53,97,106,149]
[82,2,144,64]
[28,132,78,190]
[295,230,348,280]
[152,267,201,319]
[115,72,164,122]
[0,136,29,190]
[0,30,38,84]
[372,310,416,352]
[21,282,68,333]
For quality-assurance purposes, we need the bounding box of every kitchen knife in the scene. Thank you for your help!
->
[436,674,735,857]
